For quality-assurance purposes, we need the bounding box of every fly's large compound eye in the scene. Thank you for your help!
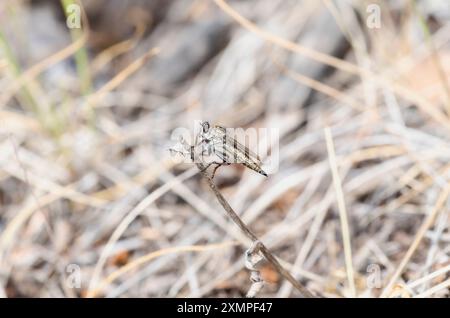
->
[202,121,210,133]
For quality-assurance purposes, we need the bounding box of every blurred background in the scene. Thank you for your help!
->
[0,0,450,298]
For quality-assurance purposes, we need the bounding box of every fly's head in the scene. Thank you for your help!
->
[198,121,212,142]
[201,121,210,133]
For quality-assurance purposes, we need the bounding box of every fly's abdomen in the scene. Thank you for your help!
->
[243,161,268,177]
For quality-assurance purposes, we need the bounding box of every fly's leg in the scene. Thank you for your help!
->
[199,161,230,179]
[198,139,231,178]
[199,161,222,173]
[169,147,190,158]
[189,136,212,163]
[211,162,230,179]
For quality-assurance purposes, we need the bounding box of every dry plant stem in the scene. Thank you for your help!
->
[195,162,315,298]
[380,182,450,297]
[324,127,356,297]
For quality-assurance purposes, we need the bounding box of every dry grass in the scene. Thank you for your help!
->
[0,0,449,298]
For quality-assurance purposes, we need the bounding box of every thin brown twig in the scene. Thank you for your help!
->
[195,162,316,298]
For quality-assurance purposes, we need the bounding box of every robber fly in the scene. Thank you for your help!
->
[195,121,268,177]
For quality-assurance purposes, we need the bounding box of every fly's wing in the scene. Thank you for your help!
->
[210,126,262,165]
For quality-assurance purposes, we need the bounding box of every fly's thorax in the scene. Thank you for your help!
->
[199,127,224,143]
[211,127,227,139]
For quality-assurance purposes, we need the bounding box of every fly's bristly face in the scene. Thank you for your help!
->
[201,121,210,133]
[199,121,216,142]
